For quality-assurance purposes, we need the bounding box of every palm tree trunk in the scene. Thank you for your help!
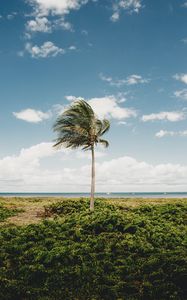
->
[90,145,95,211]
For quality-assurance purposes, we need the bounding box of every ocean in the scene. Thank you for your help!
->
[1,192,187,198]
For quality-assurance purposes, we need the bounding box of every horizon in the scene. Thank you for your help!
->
[1,191,187,195]
[1,0,187,192]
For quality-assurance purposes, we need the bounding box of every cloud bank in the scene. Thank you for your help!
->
[1,142,187,192]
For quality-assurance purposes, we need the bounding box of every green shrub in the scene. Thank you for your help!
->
[44,198,116,216]
[0,204,19,222]
[0,201,186,299]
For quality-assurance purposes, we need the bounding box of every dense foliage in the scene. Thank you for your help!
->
[0,199,186,300]
[44,198,115,215]
[0,204,18,222]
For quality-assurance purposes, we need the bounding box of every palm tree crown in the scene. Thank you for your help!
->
[53,100,110,150]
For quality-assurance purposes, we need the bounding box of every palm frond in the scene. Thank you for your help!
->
[98,138,109,148]
[100,119,110,136]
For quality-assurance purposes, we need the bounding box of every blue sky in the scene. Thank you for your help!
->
[1,0,187,192]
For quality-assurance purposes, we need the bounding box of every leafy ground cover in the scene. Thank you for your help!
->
[1,196,187,226]
[0,198,186,299]
[0,203,20,222]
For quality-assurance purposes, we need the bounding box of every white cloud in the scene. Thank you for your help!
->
[117,0,142,12]
[117,121,127,125]
[28,0,89,17]
[69,45,77,50]
[99,74,113,83]
[95,156,187,190]
[13,108,51,123]
[111,0,143,22]
[64,95,137,120]
[25,41,65,58]
[7,15,14,20]
[174,130,187,136]
[54,17,73,31]
[111,11,120,22]
[7,12,17,20]
[0,142,105,192]
[76,150,106,159]
[100,73,149,87]
[125,74,148,85]
[1,142,187,192]
[88,96,137,120]
[25,1,82,36]
[142,111,185,122]
[25,17,73,39]
[81,29,88,35]
[65,95,83,102]
[27,0,142,33]
[174,89,187,100]
[174,73,187,84]
[116,92,129,103]
[0,143,59,191]
[28,0,142,23]
[155,130,175,138]
[26,17,52,33]
[156,130,187,138]
[24,32,32,40]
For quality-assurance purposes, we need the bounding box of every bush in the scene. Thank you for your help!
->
[44,198,116,216]
[0,204,19,222]
[0,200,186,299]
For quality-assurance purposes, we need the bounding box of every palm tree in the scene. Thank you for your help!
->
[53,100,110,211]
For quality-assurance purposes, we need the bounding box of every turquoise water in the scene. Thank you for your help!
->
[1,192,187,198]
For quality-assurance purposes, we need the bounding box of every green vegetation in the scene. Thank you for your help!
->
[53,100,110,211]
[0,198,186,299]
[0,204,19,222]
